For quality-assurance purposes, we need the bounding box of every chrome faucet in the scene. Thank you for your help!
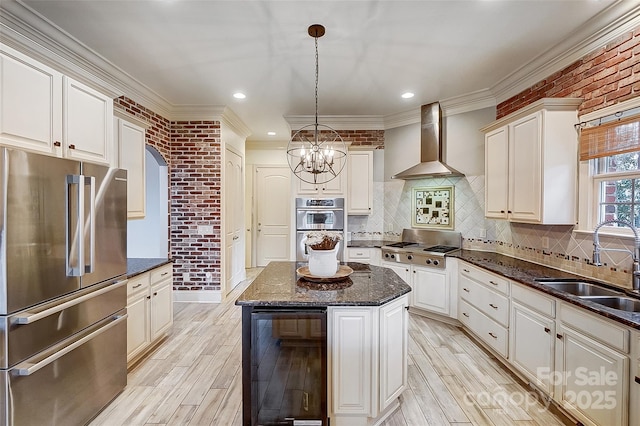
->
[592,219,640,292]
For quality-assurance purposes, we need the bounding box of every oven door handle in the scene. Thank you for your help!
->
[14,313,127,376]
[13,279,127,325]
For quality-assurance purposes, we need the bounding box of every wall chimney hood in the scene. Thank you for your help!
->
[392,102,464,179]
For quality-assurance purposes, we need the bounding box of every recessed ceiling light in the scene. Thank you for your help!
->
[267,131,276,136]
[401,92,414,99]
[233,92,246,99]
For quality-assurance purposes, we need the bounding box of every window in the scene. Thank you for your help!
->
[593,151,640,228]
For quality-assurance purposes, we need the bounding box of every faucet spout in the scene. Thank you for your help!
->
[593,219,640,292]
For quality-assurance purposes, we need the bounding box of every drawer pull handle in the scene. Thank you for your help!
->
[463,288,470,292]
[544,327,551,333]
[161,272,169,276]
[462,312,469,318]
[488,332,497,339]
[489,303,498,309]
[463,269,470,273]
[635,376,640,385]
[132,283,142,289]
[489,280,498,286]
[556,333,563,340]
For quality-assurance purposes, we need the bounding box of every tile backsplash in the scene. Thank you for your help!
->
[348,175,636,290]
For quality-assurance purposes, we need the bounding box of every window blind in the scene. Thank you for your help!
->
[579,114,640,160]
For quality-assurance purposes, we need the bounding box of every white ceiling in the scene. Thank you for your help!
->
[7,0,639,140]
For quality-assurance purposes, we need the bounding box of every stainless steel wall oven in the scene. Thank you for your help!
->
[295,198,344,261]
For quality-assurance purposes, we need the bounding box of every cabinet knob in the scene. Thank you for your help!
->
[544,327,551,333]
[635,376,640,385]
[500,210,505,213]
[147,296,151,300]
[69,144,76,150]
[54,141,61,147]
[556,333,563,340]
[153,292,158,296]
[507,210,512,214]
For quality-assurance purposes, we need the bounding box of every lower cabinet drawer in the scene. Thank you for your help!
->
[459,299,508,359]
[459,275,509,327]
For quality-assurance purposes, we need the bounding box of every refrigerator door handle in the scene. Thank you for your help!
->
[14,313,127,376]
[66,174,84,276]
[85,175,96,274]
[13,279,127,325]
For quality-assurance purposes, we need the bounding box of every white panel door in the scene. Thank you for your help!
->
[225,149,244,293]
[347,151,373,214]
[412,266,448,315]
[117,119,146,218]
[256,166,291,266]
[379,296,408,411]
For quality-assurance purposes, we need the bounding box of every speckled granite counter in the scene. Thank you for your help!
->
[346,239,395,248]
[235,261,411,307]
[127,258,172,277]
[455,250,640,330]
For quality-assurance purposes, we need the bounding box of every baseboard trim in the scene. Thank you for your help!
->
[173,290,221,303]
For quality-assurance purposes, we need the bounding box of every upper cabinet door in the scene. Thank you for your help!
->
[484,127,509,219]
[348,151,373,215]
[0,45,62,154]
[63,77,113,165]
[117,118,146,218]
[509,113,542,222]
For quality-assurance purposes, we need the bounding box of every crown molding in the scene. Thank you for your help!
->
[284,115,385,131]
[220,107,252,139]
[481,97,583,133]
[1,0,173,118]
[440,89,496,116]
[491,1,640,104]
[383,109,420,129]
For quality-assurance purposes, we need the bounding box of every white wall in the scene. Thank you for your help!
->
[127,148,169,258]
[383,123,421,182]
[444,107,496,176]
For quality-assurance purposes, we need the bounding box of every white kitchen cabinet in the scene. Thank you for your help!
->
[295,155,346,196]
[0,44,62,154]
[458,261,510,358]
[510,283,556,395]
[329,295,408,425]
[481,98,582,224]
[412,265,449,315]
[126,263,173,366]
[511,301,555,394]
[382,260,453,317]
[347,151,373,215]
[126,273,151,364]
[346,247,381,266]
[630,331,640,426]
[0,44,113,165]
[115,117,146,218]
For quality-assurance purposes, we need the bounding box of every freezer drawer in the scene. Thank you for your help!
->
[0,279,126,369]
[1,311,127,426]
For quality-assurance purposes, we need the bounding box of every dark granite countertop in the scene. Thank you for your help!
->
[455,250,640,330]
[346,240,395,248]
[127,258,172,277]
[235,261,411,307]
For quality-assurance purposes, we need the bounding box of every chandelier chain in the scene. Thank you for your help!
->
[314,35,319,128]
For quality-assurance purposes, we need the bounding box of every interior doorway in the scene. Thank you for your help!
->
[254,166,291,266]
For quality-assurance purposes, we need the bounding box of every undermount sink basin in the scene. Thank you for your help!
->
[536,280,623,297]
[581,296,640,313]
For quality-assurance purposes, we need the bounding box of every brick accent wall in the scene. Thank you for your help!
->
[497,25,640,118]
[294,129,385,148]
[170,121,222,291]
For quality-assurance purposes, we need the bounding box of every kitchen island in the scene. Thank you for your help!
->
[236,261,411,426]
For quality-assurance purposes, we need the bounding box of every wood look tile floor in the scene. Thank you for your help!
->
[90,269,570,426]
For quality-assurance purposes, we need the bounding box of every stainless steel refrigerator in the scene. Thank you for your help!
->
[0,147,128,425]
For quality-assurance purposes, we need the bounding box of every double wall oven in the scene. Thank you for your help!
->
[295,198,344,261]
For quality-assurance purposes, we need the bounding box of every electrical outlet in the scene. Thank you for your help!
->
[479,229,486,238]
[206,272,212,281]
[198,225,214,235]
[182,272,190,281]
[541,237,549,249]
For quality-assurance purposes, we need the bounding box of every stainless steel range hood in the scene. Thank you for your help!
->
[392,102,464,179]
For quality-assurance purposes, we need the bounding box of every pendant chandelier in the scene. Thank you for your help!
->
[287,24,347,185]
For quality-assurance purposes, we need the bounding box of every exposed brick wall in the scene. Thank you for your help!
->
[170,121,222,291]
[497,26,640,118]
[294,129,385,148]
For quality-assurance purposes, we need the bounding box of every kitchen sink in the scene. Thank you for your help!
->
[536,280,623,297]
[581,296,640,313]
